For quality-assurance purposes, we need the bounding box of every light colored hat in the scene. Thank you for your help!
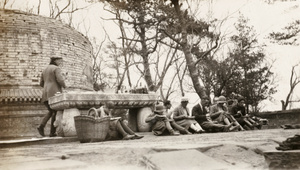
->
[181,97,189,102]
[154,104,165,113]
[217,96,227,104]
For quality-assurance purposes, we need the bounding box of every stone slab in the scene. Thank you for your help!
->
[0,156,51,165]
[0,137,78,148]
[152,144,222,152]
[48,92,158,110]
[264,149,300,169]
[140,149,233,170]
[0,159,88,170]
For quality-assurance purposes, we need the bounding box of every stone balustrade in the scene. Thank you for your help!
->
[48,91,158,137]
[49,91,158,110]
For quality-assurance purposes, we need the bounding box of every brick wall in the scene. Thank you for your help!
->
[0,104,48,138]
[0,9,93,90]
[254,109,300,129]
[0,9,94,138]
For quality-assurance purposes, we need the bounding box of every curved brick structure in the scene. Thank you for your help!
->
[0,9,93,138]
[0,9,93,93]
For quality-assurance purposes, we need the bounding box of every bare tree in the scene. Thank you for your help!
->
[162,0,219,99]
[281,63,300,110]
[46,0,91,22]
[175,57,188,97]
[1,0,8,9]
[91,34,107,91]
[1,0,15,9]
[37,0,41,15]
[98,1,181,93]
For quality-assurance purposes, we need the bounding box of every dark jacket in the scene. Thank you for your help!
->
[230,104,246,118]
[40,64,66,102]
[192,103,208,124]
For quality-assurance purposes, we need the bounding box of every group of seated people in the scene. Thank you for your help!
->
[146,95,268,136]
[97,95,267,140]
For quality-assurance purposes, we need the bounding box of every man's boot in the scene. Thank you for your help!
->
[49,126,57,137]
[37,125,45,137]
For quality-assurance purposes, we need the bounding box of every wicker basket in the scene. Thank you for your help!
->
[74,107,110,143]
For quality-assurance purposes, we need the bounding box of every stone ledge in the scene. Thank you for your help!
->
[140,149,234,170]
[49,92,158,110]
[264,150,300,169]
[0,136,78,148]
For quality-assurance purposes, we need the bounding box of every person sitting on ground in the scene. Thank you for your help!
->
[230,97,259,130]
[192,96,234,133]
[98,104,144,140]
[210,96,244,131]
[163,100,192,135]
[172,97,205,134]
[145,104,180,136]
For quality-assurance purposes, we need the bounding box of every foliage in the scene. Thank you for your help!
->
[269,20,300,45]
[226,16,277,112]
[199,14,277,112]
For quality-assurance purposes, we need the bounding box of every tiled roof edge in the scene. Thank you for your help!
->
[0,88,42,103]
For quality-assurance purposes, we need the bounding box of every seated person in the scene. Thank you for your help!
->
[145,104,180,136]
[96,104,143,140]
[210,96,244,131]
[192,96,235,132]
[230,97,258,130]
[163,100,191,135]
[172,97,205,133]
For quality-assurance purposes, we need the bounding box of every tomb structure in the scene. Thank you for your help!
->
[0,9,93,138]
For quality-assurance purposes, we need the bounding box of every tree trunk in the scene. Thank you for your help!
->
[281,100,286,110]
[172,1,206,99]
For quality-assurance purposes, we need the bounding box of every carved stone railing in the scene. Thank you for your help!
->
[48,91,158,137]
[49,91,157,110]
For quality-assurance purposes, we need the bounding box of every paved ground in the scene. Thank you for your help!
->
[0,129,299,170]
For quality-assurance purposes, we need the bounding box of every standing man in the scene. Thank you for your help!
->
[37,57,66,137]
[192,96,234,132]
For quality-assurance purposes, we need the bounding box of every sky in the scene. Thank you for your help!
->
[4,0,300,111]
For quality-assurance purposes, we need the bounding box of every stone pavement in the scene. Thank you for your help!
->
[0,129,299,170]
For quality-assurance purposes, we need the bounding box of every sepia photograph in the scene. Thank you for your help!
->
[0,0,299,169]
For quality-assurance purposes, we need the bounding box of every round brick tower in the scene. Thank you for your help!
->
[0,9,94,138]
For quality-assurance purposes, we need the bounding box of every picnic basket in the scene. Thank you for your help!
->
[74,107,110,143]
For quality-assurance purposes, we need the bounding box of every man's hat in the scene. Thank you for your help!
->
[154,104,165,113]
[50,57,63,60]
[237,96,245,102]
[217,96,227,104]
